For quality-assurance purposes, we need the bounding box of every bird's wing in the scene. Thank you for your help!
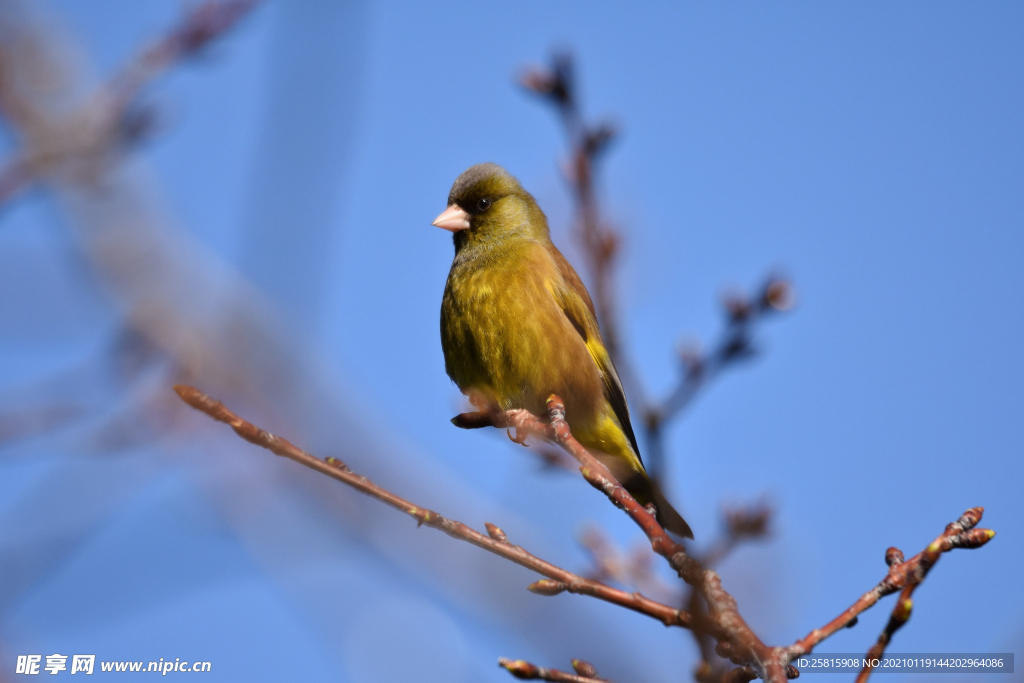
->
[549,247,643,462]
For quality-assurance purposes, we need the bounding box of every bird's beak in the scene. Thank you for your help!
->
[432,205,471,232]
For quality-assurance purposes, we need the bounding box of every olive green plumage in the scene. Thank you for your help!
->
[437,163,692,539]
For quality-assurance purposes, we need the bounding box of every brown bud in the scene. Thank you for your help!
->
[885,547,904,566]
[518,53,573,106]
[485,522,508,543]
[499,658,539,679]
[725,503,772,540]
[527,579,567,596]
[571,659,598,677]
[678,343,704,379]
[786,664,801,679]
[715,641,734,659]
[762,278,795,311]
[723,293,751,321]
[949,528,996,549]
[694,661,714,682]
[846,615,859,628]
[583,123,617,157]
[520,68,558,95]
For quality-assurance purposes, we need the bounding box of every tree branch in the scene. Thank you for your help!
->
[779,508,994,683]
[456,399,788,682]
[500,658,612,683]
[172,385,691,630]
[176,383,996,683]
[681,502,774,682]
[642,279,793,483]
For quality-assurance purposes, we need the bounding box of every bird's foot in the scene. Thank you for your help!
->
[506,427,529,446]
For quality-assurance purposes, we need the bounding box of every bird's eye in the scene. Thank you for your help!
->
[476,197,492,212]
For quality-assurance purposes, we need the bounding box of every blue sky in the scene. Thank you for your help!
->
[1,1,1021,681]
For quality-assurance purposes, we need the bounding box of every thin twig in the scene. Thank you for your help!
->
[500,658,611,683]
[172,385,692,629]
[642,279,793,483]
[785,507,995,676]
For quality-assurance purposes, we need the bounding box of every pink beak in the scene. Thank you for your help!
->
[432,204,471,232]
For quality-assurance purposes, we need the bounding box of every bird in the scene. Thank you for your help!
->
[433,162,692,539]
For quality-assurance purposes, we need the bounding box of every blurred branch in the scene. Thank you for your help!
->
[110,0,259,107]
[520,53,794,485]
[0,0,258,203]
[579,525,678,605]
[642,278,793,483]
[699,501,773,570]
[0,155,33,205]
[173,385,692,629]
[500,657,612,683]
[0,403,86,447]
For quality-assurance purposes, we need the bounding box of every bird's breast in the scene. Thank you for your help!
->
[440,249,603,420]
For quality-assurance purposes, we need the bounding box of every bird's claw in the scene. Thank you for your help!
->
[506,427,528,446]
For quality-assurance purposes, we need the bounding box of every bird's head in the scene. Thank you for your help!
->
[433,163,548,250]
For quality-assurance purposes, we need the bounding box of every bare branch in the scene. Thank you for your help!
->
[0,154,33,205]
[177,384,995,683]
[172,385,692,630]
[456,401,785,682]
[785,507,995,673]
[643,277,794,482]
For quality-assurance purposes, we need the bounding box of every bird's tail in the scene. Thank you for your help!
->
[641,476,694,540]
[597,454,693,539]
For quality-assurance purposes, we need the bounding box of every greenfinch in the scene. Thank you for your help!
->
[434,163,692,539]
